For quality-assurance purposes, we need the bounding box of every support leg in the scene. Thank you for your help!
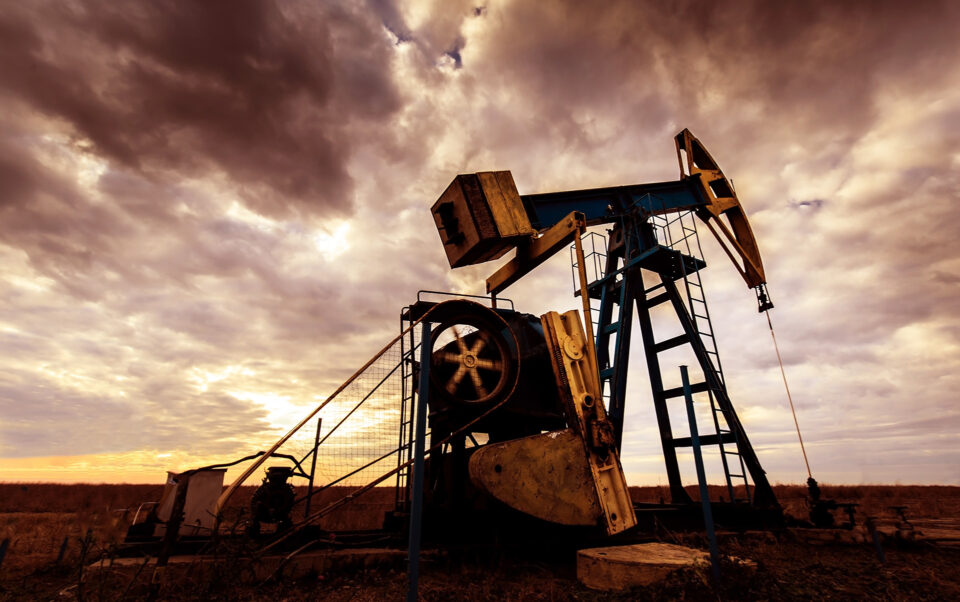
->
[634,274,691,504]
[407,322,432,602]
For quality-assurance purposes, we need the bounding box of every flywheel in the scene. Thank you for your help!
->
[427,302,519,407]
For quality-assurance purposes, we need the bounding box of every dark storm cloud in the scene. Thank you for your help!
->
[1,0,959,483]
[0,0,401,217]
[373,0,953,184]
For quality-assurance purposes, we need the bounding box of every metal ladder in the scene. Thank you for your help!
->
[395,311,420,512]
[570,231,619,410]
[653,210,752,504]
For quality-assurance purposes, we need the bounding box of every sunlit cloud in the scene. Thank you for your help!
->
[0,0,958,487]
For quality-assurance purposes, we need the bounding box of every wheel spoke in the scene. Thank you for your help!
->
[446,365,467,394]
[475,358,502,371]
[469,368,487,398]
[470,331,489,355]
[452,326,467,353]
[438,352,462,364]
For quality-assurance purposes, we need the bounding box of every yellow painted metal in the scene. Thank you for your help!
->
[675,128,767,288]
[486,211,584,295]
[475,171,533,238]
[469,429,602,526]
[540,310,637,535]
[571,221,600,389]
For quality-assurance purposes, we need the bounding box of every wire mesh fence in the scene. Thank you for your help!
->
[280,321,424,513]
[210,315,430,534]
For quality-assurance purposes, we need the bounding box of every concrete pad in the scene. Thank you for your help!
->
[577,543,710,591]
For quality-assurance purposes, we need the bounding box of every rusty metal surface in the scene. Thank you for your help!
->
[431,171,534,269]
[468,428,600,526]
[540,310,637,535]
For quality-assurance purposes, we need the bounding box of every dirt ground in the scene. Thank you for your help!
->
[1,484,959,600]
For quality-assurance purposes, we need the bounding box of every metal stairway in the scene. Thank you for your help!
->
[572,197,773,506]
[651,209,752,504]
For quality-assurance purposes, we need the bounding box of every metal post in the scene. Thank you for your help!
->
[56,535,69,564]
[150,473,191,600]
[681,365,721,583]
[304,417,323,519]
[636,277,691,504]
[408,321,432,602]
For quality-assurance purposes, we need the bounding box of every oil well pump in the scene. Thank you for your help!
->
[426,129,779,514]
[122,129,799,571]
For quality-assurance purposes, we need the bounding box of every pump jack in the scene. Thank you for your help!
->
[122,128,787,563]
[431,129,779,514]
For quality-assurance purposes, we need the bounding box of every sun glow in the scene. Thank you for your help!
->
[312,221,351,259]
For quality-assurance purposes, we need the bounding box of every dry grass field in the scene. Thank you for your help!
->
[1,483,958,600]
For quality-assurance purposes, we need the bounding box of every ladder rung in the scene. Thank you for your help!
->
[599,367,615,380]
[728,474,746,479]
[603,323,620,335]
[644,282,665,295]
[662,381,710,399]
[653,334,689,353]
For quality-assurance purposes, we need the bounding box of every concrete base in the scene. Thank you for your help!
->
[577,543,710,591]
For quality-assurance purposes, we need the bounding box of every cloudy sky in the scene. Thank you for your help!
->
[1,0,958,487]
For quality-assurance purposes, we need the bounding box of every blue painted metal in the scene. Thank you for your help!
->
[407,321,432,602]
[681,365,721,583]
[584,245,661,294]
[521,179,707,230]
